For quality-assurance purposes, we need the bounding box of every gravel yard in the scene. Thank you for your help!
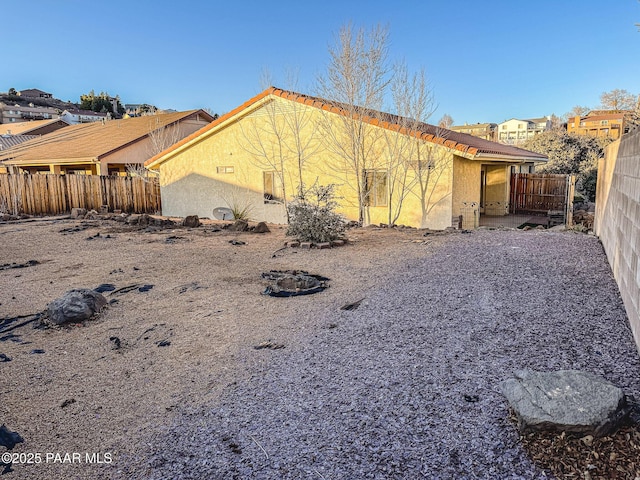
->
[131,229,640,479]
[1,219,639,479]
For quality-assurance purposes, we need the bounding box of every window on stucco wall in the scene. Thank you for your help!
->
[263,171,282,203]
[364,170,388,207]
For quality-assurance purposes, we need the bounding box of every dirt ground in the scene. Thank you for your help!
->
[0,216,438,479]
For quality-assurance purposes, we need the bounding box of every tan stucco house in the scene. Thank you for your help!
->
[0,110,215,175]
[147,88,547,229]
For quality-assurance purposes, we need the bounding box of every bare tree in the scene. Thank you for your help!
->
[565,105,591,120]
[260,69,323,198]
[599,89,637,111]
[316,23,392,224]
[238,82,321,219]
[549,114,564,130]
[126,117,182,179]
[383,62,436,226]
[438,114,454,129]
[409,134,454,228]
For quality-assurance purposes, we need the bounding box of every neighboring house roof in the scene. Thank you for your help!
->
[0,134,39,150]
[147,87,547,168]
[0,110,215,165]
[574,113,626,122]
[451,123,496,131]
[0,119,71,136]
[498,118,534,125]
[527,117,550,124]
[586,109,632,116]
[62,109,108,117]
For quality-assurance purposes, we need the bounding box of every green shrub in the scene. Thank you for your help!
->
[287,184,346,243]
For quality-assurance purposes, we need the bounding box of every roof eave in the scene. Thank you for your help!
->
[474,152,548,163]
[145,95,274,169]
[2,157,99,166]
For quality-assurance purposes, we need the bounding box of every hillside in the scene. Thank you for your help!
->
[0,93,79,111]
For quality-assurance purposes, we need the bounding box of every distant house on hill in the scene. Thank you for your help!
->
[0,103,59,123]
[17,88,53,99]
[567,111,631,139]
[497,117,551,145]
[60,109,108,124]
[0,110,215,175]
[450,123,497,141]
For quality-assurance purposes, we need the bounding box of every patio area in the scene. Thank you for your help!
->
[479,213,550,229]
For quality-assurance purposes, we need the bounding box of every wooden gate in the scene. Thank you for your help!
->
[509,173,575,224]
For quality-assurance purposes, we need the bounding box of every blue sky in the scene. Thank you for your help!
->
[4,1,639,125]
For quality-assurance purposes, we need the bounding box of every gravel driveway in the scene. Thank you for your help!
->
[133,230,640,479]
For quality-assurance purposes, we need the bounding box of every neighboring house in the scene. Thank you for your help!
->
[60,109,108,124]
[450,123,497,141]
[497,117,551,145]
[17,88,53,99]
[146,87,547,229]
[0,110,215,175]
[0,103,59,123]
[567,111,629,139]
[0,118,71,136]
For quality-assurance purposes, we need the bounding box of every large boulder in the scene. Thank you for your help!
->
[47,289,108,325]
[501,369,624,435]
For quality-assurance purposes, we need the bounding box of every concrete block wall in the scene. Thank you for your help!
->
[595,129,640,350]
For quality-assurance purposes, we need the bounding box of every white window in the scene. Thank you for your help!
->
[216,166,234,174]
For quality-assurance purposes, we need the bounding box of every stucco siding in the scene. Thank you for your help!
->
[452,156,481,223]
[156,97,457,228]
[484,165,510,215]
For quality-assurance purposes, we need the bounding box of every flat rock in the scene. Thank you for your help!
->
[47,289,108,325]
[501,369,624,435]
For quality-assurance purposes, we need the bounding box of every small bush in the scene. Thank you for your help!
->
[222,186,254,221]
[287,184,345,243]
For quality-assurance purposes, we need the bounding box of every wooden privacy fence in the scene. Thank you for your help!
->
[0,174,161,216]
[509,173,574,216]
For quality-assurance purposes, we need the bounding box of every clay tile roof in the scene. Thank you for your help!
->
[0,110,214,164]
[266,87,547,160]
[147,87,547,167]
